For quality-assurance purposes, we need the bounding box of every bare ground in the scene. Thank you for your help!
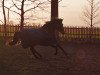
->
[0,43,100,75]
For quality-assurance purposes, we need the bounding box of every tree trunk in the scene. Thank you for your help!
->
[51,0,58,20]
[20,0,25,30]
[2,0,7,43]
[90,0,94,40]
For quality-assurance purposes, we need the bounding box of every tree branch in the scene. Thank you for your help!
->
[24,2,44,13]
[12,0,21,10]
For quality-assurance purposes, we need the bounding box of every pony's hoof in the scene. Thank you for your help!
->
[54,53,57,55]
[66,54,70,59]
[29,55,34,59]
[29,55,42,59]
[35,55,42,59]
[36,56,42,59]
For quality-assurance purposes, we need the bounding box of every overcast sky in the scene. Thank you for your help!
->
[0,0,100,27]
[60,0,100,27]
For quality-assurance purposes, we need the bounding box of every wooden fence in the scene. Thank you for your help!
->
[0,25,100,42]
[62,27,100,42]
[0,25,41,37]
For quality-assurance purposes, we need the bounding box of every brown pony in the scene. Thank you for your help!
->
[9,18,68,58]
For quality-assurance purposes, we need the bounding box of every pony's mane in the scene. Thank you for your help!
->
[40,18,63,32]
[45,21,52,25]
[43,18,63,27]
[41,21,52,29]
[45,21,51,24]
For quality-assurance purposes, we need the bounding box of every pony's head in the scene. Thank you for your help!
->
[52,18,64,34]
[41,18,64,35]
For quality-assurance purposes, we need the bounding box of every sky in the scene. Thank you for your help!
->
[59,0,86,26]
[0,0,100,27]
[60,0,100,27]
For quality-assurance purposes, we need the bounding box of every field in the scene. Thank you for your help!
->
[0,40,100,75]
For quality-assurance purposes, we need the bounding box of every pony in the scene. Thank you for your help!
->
[9,18,68,58]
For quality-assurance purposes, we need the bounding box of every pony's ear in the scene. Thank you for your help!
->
[60,18,63,21]
[59,18,63,22]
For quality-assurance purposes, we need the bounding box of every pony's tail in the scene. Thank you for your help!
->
[9,32,20,46]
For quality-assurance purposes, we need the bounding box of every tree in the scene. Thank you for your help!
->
[2,0,6,34]
[48,0,62,20]
[81,0,100,39]
[81,0,100,28]
[4,5,14,24]
[11,0,46,30]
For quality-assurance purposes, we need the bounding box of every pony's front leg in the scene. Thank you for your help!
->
[30,46,42,59]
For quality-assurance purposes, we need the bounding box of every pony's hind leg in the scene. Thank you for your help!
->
[51,45,58,55]
[30,46,42,59]
[56,44,68,57]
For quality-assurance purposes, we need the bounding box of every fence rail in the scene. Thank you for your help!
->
[0,25,41,37]
[0,25,100,42]
[62,27,100,42]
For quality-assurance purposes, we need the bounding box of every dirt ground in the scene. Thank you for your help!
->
[0,43,100,75]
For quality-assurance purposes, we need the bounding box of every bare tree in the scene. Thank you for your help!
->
[4,5,14,24]
[81,0,100,28]
[2,0,7,38]
[11,0,46,30]
[81,0,100,39]
[48,0,62,20]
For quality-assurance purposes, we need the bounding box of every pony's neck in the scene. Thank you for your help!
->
[40,22,56,36]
